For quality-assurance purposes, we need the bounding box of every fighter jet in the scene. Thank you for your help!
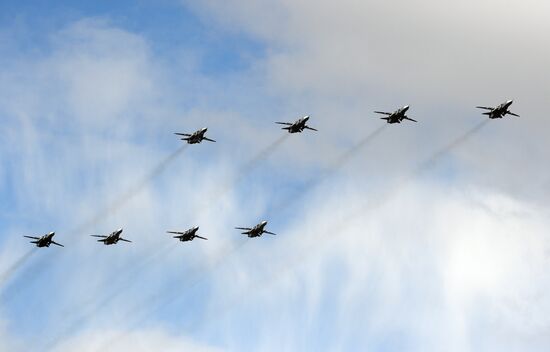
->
[24,232,64,248]
[235,221,277,238]
[91,228,132,245]
[476,100,519,119]
[374,105,417,124]
[166,226,208,242]
[276,116,318,133]
[174,128,216,144]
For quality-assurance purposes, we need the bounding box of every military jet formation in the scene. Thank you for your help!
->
[24,232,64,247]
[24,103,520,249]
[23,222,275,248]
[476,100,519,119]
[91,228,132,245]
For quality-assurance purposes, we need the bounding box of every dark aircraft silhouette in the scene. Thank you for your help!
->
[375,105,417,124]
[276,116,318,133]
[476,100,519,119]
[24,232,64,248]
[235,221,277,238]
[175,128,216,144]
[166,226,208,242]
[91,228,131,245]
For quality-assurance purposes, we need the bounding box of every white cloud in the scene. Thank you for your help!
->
[51,327,220,352]
[201,181,550,351]
[189,0,550,100]
[188,0,550,204]
[2,6,550,352]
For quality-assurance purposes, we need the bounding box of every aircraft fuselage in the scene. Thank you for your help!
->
[99,229,124,245]
[187,129,208,144]
[36,233,56,247]
[491,100,514,118]
[178,227,199,241]
[478,100,518,119]
[287,117,309,133]
[247,221,268,237]
[25,232,63,247]
[386,106,409,124]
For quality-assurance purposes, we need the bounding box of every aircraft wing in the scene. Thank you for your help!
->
[167,231,186,235]
[403,117,417,122]
[508,112,520,117]
[203,137,216,142]
[275,122,293,125]
[175,133,192,136]
[374,111,392,115]
[235,227,252,230]
[264,231,277,235]
[51,241,64,247]
[304,126,318,131]
[476,106,494,110]
[91,235,108,238]
[195,235,208,240]
[119,238,132,243]
[23,236,40,239]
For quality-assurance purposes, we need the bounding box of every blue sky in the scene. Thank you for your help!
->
[1,1,550,351]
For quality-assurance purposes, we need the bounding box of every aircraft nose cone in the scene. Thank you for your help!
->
[303,116,310,121]
[403,105,409,110]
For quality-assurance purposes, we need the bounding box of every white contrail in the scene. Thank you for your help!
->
[0,249,36,290]
[198,120,490,325]
[45,135,289,349]
[70,145,189,236]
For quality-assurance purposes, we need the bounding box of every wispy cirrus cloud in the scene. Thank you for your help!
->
[1,2,550,352]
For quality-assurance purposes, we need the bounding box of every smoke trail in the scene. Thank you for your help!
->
[84,239,249,352]
[198,120,490,324]
[269,125,386,216]
[42,244,175,351]
[414,119,489,174]
[304,119,490,257]
[46,136,289,349]
[203,134,290,208]
[70,145,188,235]
[0,249,36,289]
[330,124,387,172]
[243,134,289,172]
[103,126,387,334]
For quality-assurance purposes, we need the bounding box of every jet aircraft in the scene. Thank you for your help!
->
[276,116,318,133]
[91,228,132,245]
[166,226,208,242]
[375,105,417,124]
[175,128,216,144]
[476,100,519,119]
[24,232,64,248]
[235,221,277,238]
